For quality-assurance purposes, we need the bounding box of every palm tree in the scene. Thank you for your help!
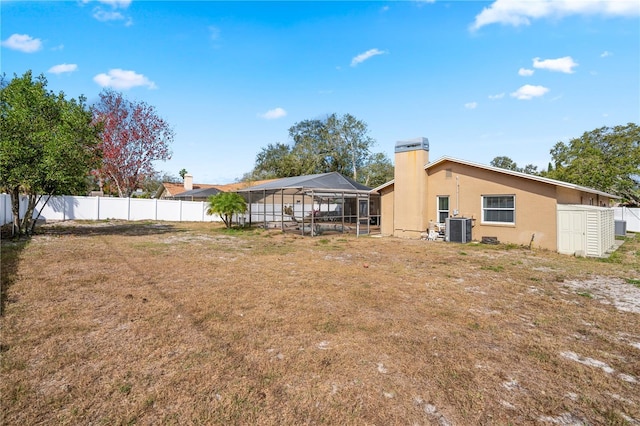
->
[206,192,247,228]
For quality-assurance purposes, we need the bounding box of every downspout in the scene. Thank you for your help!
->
[456,176,460,216]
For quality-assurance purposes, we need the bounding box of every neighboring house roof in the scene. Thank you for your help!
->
[154,179,276,199]
[371,156,620,199]
[215,179,277,192]
[237,172,371,193]
[154,182,219,199]
[172,187,222,200]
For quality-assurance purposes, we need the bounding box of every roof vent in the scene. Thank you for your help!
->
[395,137,429,153]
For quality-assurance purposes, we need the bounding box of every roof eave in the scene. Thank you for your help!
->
[371,180,394,193]
[425,156,620,199]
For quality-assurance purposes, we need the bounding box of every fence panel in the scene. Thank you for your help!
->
[35,196,65,221]
[129,198,157,221]
[180,201,205,222]
[1,194,10,225]
[98,197,130,220]
[615,207,640,232]
[156,200,182,221]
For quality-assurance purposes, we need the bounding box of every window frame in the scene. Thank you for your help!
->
[436,195,449,224]
[481,194,515,225]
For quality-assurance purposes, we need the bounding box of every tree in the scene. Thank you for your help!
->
[330,113,375,181]
[249,113,379,183]
[206,192,247,228]
[359,152,394,187]
[490,156,518,171]
[92,89,174,197]
[542,123,640,204]
[490,156,538,175]
[0,71,102,236]
[286,113,375,180]
[250,142,301,179]
[135,170,180,198]
[179,168,188,180]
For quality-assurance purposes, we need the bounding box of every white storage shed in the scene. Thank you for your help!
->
[557,204,615,257]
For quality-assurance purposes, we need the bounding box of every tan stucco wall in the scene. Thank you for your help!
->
[556,187,614,206]
[393,148,429,238]
[425,162,559,250]
[380,185,395,236]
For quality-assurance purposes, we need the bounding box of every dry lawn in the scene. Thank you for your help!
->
[1,220,639,425]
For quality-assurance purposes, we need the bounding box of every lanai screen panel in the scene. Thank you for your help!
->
[236,172,378,236]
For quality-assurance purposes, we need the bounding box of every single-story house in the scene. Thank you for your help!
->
[374,138,619,256]
[154,174,274,201]
[154,174,219,201]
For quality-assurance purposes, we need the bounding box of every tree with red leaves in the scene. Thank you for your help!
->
[92,89,174,197]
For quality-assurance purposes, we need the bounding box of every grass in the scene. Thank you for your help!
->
[1,221,639,425]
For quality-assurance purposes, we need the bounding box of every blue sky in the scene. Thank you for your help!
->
[2,0,639,184]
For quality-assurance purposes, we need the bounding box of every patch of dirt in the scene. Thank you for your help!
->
[562,277,640,313]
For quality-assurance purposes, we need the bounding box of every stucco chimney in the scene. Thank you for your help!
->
[184,173,193,191]
[393,137,430,238]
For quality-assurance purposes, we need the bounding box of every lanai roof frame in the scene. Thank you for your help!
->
[235,172,379,236]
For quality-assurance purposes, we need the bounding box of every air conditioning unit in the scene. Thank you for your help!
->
[445,217,472,243]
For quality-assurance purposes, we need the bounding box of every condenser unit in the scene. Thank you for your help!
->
[445,217,472,243]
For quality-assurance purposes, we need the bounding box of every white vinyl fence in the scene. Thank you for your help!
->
[615,207,640,233]
[0,194,223,225]
[2,194,639,233]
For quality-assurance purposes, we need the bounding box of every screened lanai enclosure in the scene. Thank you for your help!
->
[236,172,381,236]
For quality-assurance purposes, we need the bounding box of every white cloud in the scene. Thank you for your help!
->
[600,50,613,57]
[518,68,534,76]
[97,0,132,7]
[351,48,387,67]
[48,63,78,74]
[209,26,221,41]
[259,107,287,120]
[1,34,42,53]
[93,69,157,90]
[488,93,505,100]
[533,56,578,73]
[470,0,640,31]
[88,0,132,24]
[510,84,549,100]
[82,0,131,8]
[93,9,122,21]
[464,102,478,110]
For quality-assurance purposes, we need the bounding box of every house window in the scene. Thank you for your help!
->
[437,196,449,223]
[482,195,515,224]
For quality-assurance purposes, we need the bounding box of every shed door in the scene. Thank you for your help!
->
[558,211,586,255]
